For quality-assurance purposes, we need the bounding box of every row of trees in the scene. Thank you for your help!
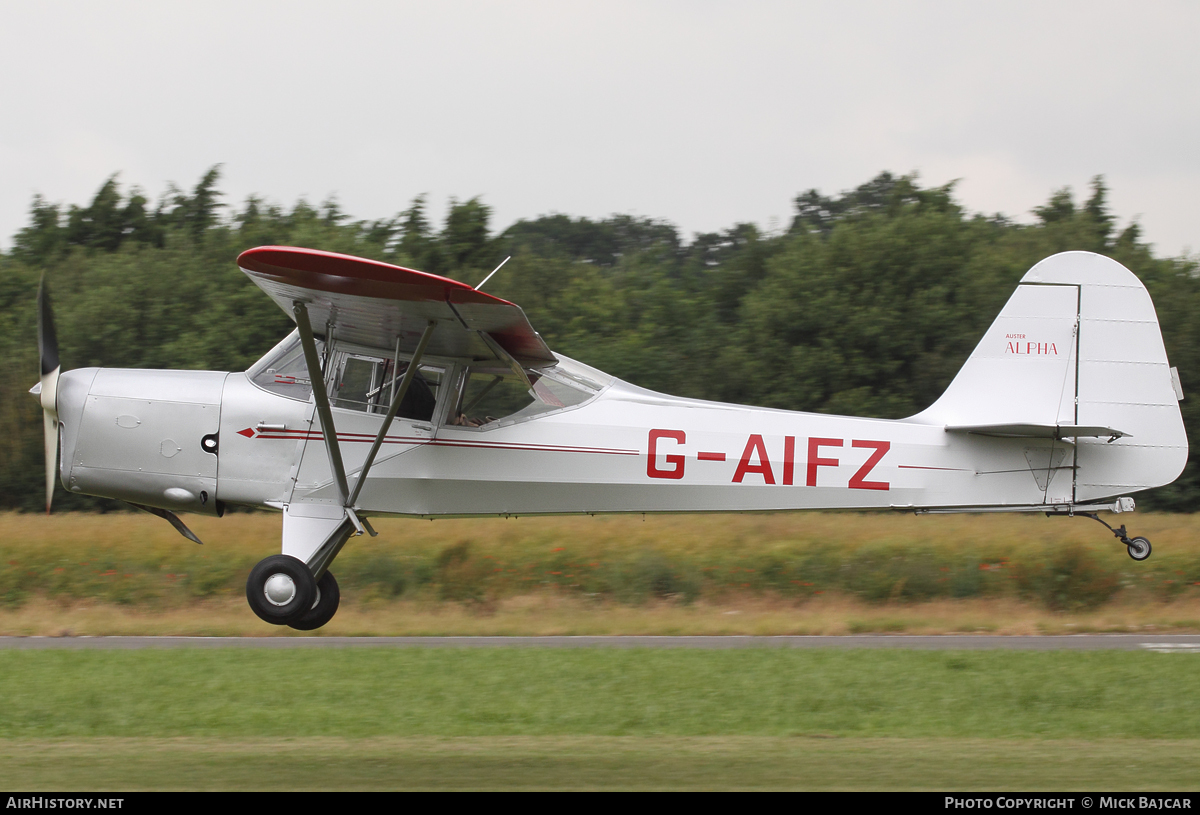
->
[1,169,1197,511]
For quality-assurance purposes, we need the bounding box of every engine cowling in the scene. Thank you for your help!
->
[57,368,228,515]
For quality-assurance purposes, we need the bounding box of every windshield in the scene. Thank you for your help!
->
[447,361,603,429]
[246,330,322,402]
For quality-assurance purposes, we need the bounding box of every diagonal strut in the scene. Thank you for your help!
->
[347,320,438,508]
[293,301,351,504]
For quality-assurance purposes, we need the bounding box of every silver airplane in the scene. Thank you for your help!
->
[32,247,1187,629]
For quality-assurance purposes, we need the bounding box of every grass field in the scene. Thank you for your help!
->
[3,737,1198,791]
[3,511,1200,790]
[1,511,1199,635]
[0,648,1197,790]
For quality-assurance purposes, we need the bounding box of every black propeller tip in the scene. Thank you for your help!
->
[37,275,59,375]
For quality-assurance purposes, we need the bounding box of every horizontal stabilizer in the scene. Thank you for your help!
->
[946,423,1129,440]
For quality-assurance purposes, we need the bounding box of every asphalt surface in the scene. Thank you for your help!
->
[0,635,1198,651]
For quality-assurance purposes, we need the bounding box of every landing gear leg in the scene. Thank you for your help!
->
[1079,513,1152,561]
[271,507,358,631]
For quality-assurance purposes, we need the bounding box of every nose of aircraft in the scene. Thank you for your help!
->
[54,368,94,427]
[30,367,99,504]
[33,275,62,512]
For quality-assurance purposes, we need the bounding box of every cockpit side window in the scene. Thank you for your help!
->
[330,350,442,422]
[333,355,384,412]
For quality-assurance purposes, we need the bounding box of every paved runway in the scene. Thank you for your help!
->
[1,635,1198,651]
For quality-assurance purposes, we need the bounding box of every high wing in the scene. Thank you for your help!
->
[237,246,556,367]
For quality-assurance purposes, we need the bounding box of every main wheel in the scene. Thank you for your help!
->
[1127,537,1152,562]
[289,571,341,631]
[246,555,317,625]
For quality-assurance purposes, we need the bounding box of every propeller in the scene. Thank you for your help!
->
[37,275,60,514]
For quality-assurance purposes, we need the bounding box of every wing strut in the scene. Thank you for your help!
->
[291,306,438,579]
[347,320,438,507]
[293,301,351,504]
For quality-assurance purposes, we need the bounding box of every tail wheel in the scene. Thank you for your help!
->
[246,555,317,625]
[289,571,341,631]
[1127,537,1152,562]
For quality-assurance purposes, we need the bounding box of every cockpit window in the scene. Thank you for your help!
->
[447,364,597,429]
[247,331,320,402]
[248,332,604,425]
[331,352,443,422]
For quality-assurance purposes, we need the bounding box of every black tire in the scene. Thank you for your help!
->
[289,571,341,631]
[246,555,317,625]
[1127,537,1152,562]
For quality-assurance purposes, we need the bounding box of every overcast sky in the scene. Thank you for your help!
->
[2,1,1198,255]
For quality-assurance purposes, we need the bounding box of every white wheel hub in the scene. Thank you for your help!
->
[264,573,297,606]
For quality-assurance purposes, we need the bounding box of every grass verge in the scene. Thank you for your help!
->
[5,593,1200,636]
[0,736,1197,791]
[3,510,1200,634]
[1,649,1198,739]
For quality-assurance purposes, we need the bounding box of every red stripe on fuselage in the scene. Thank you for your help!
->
[250,430,638,456]
[897,464,972,472]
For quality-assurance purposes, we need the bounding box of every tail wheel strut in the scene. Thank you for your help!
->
[1079,512,1152,561]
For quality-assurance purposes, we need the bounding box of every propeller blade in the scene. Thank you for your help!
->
[42,404,58,514]
[38,275,59,378]
[37,276,60,514]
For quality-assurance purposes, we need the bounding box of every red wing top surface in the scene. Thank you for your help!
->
[237,246,556,366]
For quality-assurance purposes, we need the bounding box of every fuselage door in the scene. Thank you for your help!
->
[291,346,444,503]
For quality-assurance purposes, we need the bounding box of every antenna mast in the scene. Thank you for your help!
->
[475,256,511,291]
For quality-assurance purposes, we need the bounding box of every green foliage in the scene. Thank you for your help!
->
[3,514,1195,611]
[2,168,1198,511]
[434,540,492,602]
[1012,544,1121,610]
